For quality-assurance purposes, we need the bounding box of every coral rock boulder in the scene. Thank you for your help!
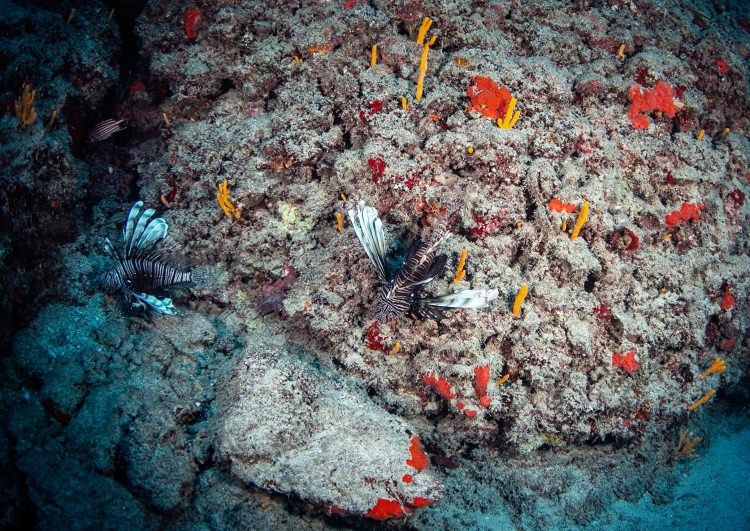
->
[214,338,443,519]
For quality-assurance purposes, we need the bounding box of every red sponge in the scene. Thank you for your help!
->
[627,80,678,129]
[467,76,512,120]
[665,202,704,227]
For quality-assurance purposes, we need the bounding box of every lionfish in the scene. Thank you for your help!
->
[348,201,498,323]
[88,118,127,142]
[101,201,202,315]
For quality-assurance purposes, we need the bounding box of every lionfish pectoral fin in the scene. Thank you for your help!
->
[348,201,388,282]
[412,301,447,320]
[102,237,119,260]
[132,292,177,315]
[415,289,499,316]
[408,253,447,288]
[134,218,168,253]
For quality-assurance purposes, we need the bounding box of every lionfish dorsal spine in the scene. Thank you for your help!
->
[134,217,168,253]
[348,201,388,282]
[123,201,144,246]
[128,207,156,255]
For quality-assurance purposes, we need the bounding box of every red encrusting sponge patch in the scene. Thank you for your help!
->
[665,202,705,227]
[184,7,201,40]
[410,497,434,508]
[548,197,578,213]
[473,365,492,408]
[466,76,513,120]
[720,285,735,311]
[365,498,405,520]
[423,374,456,399]
[406,436,429,471]
[612,351,639,374]
[627,80,678,129]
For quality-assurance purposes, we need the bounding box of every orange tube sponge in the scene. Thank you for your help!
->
[512,284,528,317]
[687,389,716,411]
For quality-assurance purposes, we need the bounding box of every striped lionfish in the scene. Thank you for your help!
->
[348,201,498,323]
[101,201,202,315]
[89,118,127,142]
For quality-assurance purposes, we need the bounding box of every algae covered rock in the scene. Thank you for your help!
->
[215,338,443,519]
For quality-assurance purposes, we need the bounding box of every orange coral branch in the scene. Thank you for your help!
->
[416,17,432,45]
[14,83,37,126]
[452,249,467,283]
[335,212,344,232]
[570,200,589,240]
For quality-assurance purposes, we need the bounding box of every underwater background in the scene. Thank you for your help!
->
[1,0,749,529]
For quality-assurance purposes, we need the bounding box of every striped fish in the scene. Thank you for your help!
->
[348,201,498,323]
[88,118,127,142]
[101,201,198,315]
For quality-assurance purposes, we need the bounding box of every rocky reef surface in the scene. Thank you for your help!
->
[1,0,748,528]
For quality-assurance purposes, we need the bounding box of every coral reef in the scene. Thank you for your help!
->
[1,0,749,528]
[0,0,119,348]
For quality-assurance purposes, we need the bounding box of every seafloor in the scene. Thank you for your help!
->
[1,0,748,529]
